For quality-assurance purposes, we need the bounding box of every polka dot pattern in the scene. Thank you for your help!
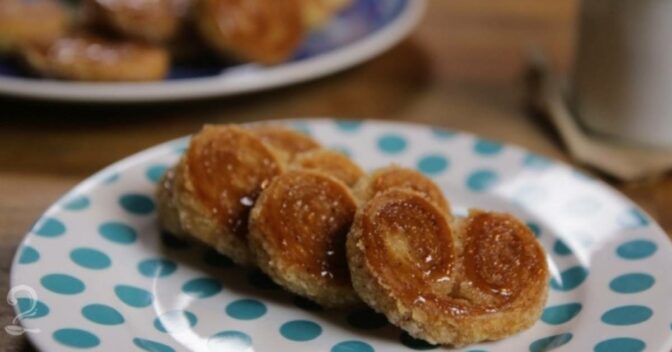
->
[609,273,655,294]
[473,139,503,156]
[542,303,582,325]
[417,154,449,175]
[466,169,498,192]
[280,320,322,341]
[146,164,168,183]
[34,217,65,237]
[226,299,267,320]
[119,193,155,215]
[41,274,85,295]
[331,341,374,352]
[601,305,653,326]
[82,304,124,325]
[594,338,645,352]
[53,328,100,348]
[18,246,40,264]
[99,222,137,244]
[17,298,49,319]
[114,284,153,308]
[616,240,657,260]
[208,330,253,351]
[550,266,588,291]
[63,195,90,211]
[335,120,363,132]
[138,258,177,278]
[431,128,456,139]
[154,310,197,333]
[377,134,407,154]
[182,277,222,298]
[529,333,573,352]
[133,338,175,352]
[70,248,111,270]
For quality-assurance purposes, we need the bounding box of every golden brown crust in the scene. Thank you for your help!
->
[248,169,360,308]
[251,125,321,163]
[0,0,70,54]
[172,125,284,265]
[347,189,549,347]
[292,149,364,187]
[354,165,451,214]
[20,34,169,81]
[196,0,305,64]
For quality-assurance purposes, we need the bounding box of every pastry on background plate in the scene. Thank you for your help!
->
[84,0,183,43]
[20,34,169,81]
[196,0,305,64]
[248,169,360,308]
[171,125,284,265]
[0,0,70,54]
[347,189,549,347]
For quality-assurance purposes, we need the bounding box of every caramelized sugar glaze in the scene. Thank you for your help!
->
[292,149,364,187]
[186,125,282,238]
[249,170,360,307]
[251,126,321,162]
[348,189,548,346]
[355,166,451,213]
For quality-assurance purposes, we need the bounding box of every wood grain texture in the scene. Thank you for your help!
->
[1,0,670,350]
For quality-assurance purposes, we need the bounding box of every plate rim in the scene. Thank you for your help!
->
[10,118,672,351]
[0,0,425,103]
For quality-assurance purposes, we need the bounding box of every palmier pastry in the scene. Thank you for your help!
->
[84,0,181,43]
[299,0,352,28]
[251,125,321,163]
[172,125,284,265]
[196,0,305,64]
[20,34,169,81]
[354,165,451,213]
[347,189,549,346]
[292,149,364,187]
[248,170,360,308]
[0,0,70,54]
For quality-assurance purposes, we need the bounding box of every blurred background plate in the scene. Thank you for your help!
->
[0,0,424,103]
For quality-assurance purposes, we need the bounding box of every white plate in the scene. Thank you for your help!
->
[10,119,672,352]
[0,0,424,103]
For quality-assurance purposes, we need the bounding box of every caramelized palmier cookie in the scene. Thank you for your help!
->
[347,189,549,346]
[84,0,182,43]
[20,34,169,81]
[0,0,70,54]
[251,125,321,163]
[196,0,305,64]
[354,165,451,213]
[172,125,284,265]
[292,149,364,187]
[248,170,360,308]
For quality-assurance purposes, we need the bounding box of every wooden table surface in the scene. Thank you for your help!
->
[1,0,671,350]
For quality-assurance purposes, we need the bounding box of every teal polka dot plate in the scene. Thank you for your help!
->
[10,119,672,352]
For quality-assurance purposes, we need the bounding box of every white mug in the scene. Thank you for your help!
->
[571,0,672,149]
